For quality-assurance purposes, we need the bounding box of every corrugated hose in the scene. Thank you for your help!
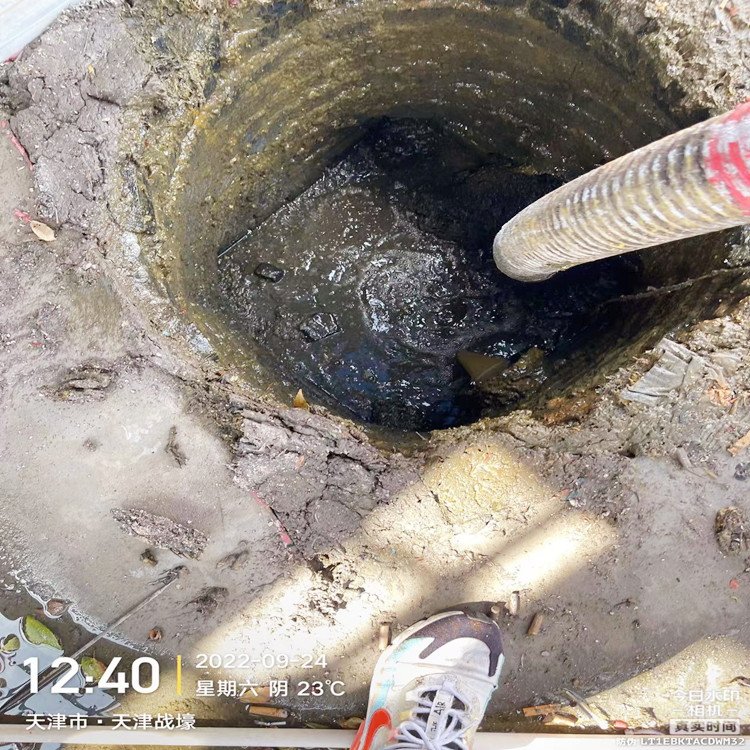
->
[494,102,750,281]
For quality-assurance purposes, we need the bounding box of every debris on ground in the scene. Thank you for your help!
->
[29,220,55,242]
[0,635,20,653]
[0,119,34,170]
[608,598,636,616]
[21,616,61,649]
[543,392,597,426]
[254,262,285,282]
[337,717,364,729]
[240,681,290,720]
[55,365,115,400]
[81,657,106,681]
[300,312,339,341]
[245,705,288,719]
[734,462,750,480]
[522,702,564,718]
[189,587,228,616]
[165,425,188,467]
[508,591,520,616]
[111,508,208,559]
[621,339,704,405]
[141,549,158,566]
[728,429,750,456]
[44,599,69,617]
[147,627,163,641]
[378,622,392,650]
[714,507,748,555]
[705,381,734,408]
[527,612,544,636]
[564,688,609,730]
[542,711,578,727]
[674,447,693,470]
[292,389,310,410]
[216,542,250,571]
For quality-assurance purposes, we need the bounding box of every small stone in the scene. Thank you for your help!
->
[191,587,228,615]
[141,549,158,567]
[734,462,750,481]
[45,599,69,617]
[254,262,284,282]
[30,220,55,242]
[300,312,339,341]
[715,507,748,555]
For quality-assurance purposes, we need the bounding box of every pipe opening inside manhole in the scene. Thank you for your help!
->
[154,2,749,432]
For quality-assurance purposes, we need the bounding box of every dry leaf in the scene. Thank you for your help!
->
[706,383,734,408]
[30,220,55,242]
[22,616,61,649]
[729,429,750,457]
[81,656,106,681]
[0,635,20,653]
[292,389,309,410]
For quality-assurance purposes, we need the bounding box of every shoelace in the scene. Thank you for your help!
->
[384,683,473,750]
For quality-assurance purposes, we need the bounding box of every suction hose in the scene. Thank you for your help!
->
[493,101,750,281]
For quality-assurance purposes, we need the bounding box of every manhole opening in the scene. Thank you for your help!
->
[153,2,747,433]
[217,117,642,430]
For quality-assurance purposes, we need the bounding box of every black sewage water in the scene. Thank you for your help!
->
[218,118,640,430]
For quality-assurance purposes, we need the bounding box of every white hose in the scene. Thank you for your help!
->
[493,102,750,281]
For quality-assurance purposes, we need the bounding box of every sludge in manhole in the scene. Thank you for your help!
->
[218,118,641,430]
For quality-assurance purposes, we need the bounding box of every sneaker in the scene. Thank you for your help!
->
[350,610,504,750]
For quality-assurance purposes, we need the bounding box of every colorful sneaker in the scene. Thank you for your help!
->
[350,610,504,750]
